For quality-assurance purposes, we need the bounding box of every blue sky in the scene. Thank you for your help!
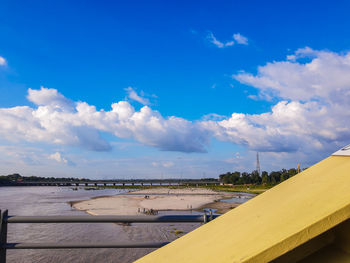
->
[1,0,350,178]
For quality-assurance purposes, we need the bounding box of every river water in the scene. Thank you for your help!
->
[0,187,202,263]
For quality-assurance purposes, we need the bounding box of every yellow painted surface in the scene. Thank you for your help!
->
[136,156,350,263]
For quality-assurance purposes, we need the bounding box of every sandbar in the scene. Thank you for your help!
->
[73,188,236,216]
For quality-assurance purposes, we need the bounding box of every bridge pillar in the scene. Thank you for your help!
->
[85,183,88,186]
[113,183,116,186]
[94,183,97,187]
[141,183,143,186]
[122,183,125,186]
[150,183,152,186]
[104,183,107,186]
[75,183,79,186]
[131,183,134,186]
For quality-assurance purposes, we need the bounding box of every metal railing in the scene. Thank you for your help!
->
[0,209,218,263]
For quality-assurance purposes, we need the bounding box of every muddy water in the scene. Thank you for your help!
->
[0,187,201,263]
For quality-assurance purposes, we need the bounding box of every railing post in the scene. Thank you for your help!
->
[0,210,8,263]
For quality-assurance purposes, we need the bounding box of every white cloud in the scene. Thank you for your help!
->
[1,47,350,162]
[207,32,234,48]
[207,32,248,48]
[151,161,174,168]
[27,86,73,109]
[162,161,174,168]
[234,47,350,102]
[0,56,7,66]
[204,48,350,155]
[0,88,209,153]
[203,101,325,153]
[233,33,248,45]
[48,152,68,164]
[125,87,150,105]
[247,94,258,100]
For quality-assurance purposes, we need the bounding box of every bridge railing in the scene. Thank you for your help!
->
[0,209,218,263]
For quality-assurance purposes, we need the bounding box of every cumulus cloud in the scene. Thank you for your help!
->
[234,47,350,102]
[0,56,7,66]
[125,87,150,105]
[27,87,74,109]
[0,88,209,153]
[203,101,327,153]
[48,152,75,166]
[207,32,248,48]
[207,47,350,155]
[49,152,67,163]
[1,47,350,160]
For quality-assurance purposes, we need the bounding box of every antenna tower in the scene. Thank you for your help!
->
[256,152,261,176]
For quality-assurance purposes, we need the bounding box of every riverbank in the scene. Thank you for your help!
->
[73,188,241,215]
[201,184,270,194]
[96,184,270,195]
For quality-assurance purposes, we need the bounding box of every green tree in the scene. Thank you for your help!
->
[241,172,251,184]
[251,170,261,184]
[288,168,297,177]
[280,172,289,182]
[230,172,241,184]
[269,171,281,184]
[261,171,269,185]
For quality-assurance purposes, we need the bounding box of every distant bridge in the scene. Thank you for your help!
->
[10,179,220,187]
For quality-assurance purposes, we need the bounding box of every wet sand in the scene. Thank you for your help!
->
[197,201,241,214]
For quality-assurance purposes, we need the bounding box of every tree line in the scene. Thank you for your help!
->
[0,173,90,184]
[219,168,301,185]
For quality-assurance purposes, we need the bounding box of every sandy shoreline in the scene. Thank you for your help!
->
[73,188,238,215]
